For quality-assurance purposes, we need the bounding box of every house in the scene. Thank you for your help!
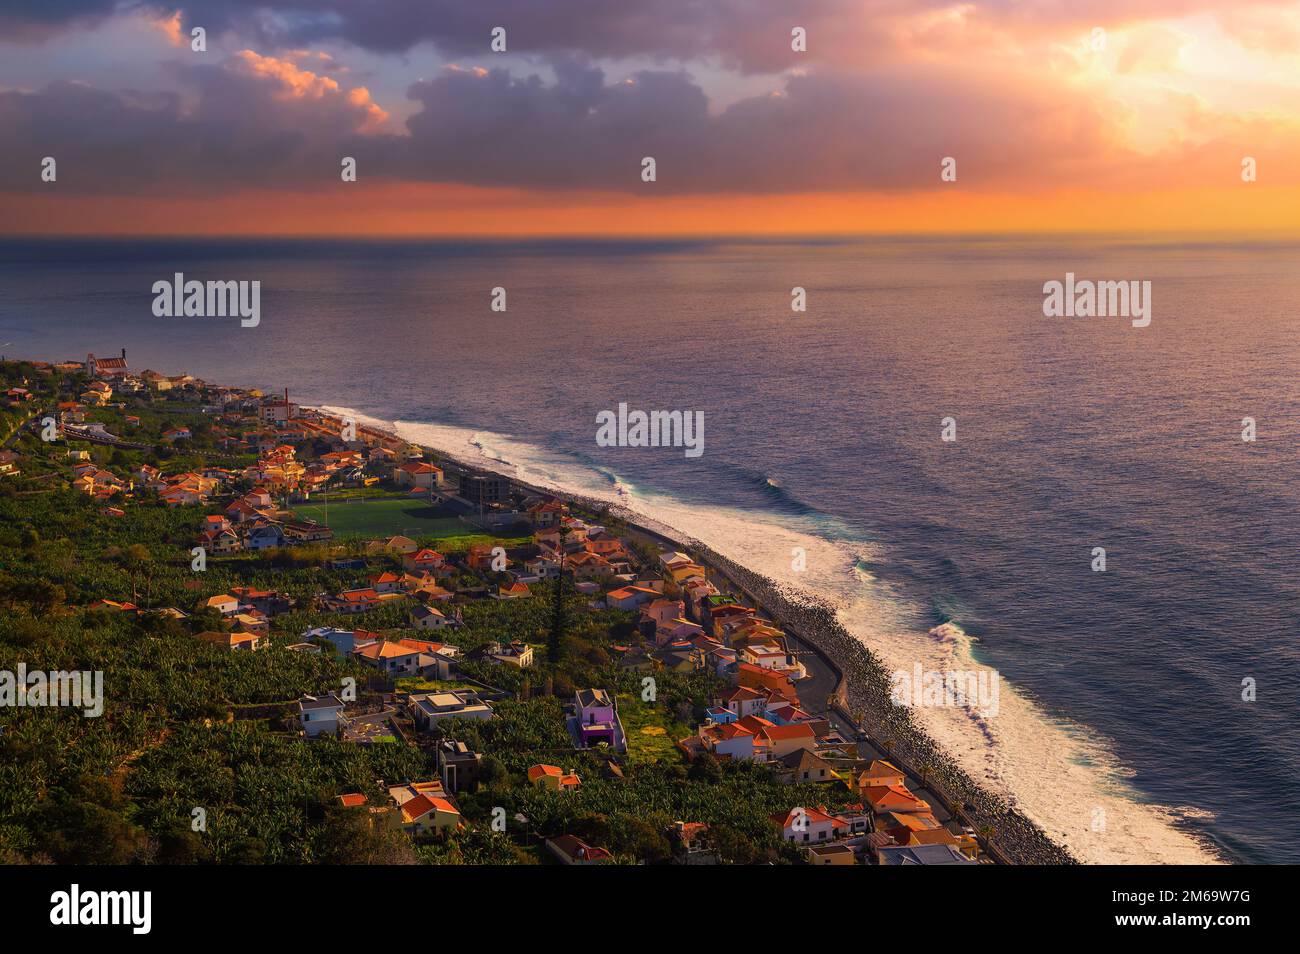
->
[244,523,286,550]
[864,784,931,817]
[280,520,333,543]
[527,764,581,792]
[719,686,768,720]
[402,548,445,574]
[525,499,566,527]
[875,844,978,866]
[353,639,423,675]
[771,806,848,844]
[394,461,444,490]
[229,586,292,617]
[659,551,695,571]
[904,831,967,852]
[323,587,392,614]
[197,630,264,652]
[162,426,192,441]
[370,571,403,594]
[858,760,906,792]
[205,594,239,616]
[464,544,498,573]
[483,640,533,668]
[751,721,817,762]
[230,613,268,635]
[373,534,419,555]
[776,747,837,785]
[394,638,459,680]
[304,626,375,655]
[407,691,494,730]
[298,694,345,738]
[200,527,241,555]
[604,585,659,611]
[388,781,460,836]
[642,597,686,630]
[411,604,458,630]
[545,835,611,865]
[495,581,531,600]
[736,662,799,703]
[437,741,482,795]
[573,688,626,752]
[695,721,756,761]
[834,803,874,837]
[566,551,613,580]
[806,843,857,866]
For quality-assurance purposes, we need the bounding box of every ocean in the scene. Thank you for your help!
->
[3,235,1297,864]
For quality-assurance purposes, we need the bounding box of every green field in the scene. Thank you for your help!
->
[618,694,689,765]
[294,497,468,537]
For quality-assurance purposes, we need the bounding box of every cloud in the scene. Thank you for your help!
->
[373,59,1129,193]
[3,34,1299,201]
[0,52,388,194]
[149,9,185,47]
[6,2,1299,73]
[0,0,123,42]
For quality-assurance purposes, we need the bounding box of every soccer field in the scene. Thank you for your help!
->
[293,497,468,538]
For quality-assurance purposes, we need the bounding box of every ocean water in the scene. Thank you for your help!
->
[2,236,1298,864]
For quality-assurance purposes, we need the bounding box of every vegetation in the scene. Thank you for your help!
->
[0,360,840,865]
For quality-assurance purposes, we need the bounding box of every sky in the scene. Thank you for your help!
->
[1,1,1298,236]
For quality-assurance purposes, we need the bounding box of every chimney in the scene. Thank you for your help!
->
[121,348,126,360]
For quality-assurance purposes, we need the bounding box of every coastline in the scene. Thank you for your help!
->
[313,404,1077,865]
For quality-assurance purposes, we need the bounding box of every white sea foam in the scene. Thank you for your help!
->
[322,406,1223,865]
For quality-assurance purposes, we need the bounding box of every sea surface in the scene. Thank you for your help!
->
[2,235,1298,864]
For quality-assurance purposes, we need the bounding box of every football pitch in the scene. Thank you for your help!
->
[293,496,468,538]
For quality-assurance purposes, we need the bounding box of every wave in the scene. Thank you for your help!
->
[321,405,1223,865]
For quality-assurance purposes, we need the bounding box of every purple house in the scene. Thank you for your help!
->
[574,688,626,753]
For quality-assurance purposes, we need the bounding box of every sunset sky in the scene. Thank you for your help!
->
[2,1,1299,236]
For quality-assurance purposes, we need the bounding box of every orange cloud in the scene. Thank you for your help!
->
[150,9,185,47]
[232,49,389,131]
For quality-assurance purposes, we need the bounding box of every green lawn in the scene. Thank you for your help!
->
[618,694,689,765]
[395,677,478,692]
[294,497,468,537]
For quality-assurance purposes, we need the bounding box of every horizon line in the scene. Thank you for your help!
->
[2,229,1299,245]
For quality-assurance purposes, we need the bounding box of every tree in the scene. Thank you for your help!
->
[689,752,723,783]
[547,527,572,663]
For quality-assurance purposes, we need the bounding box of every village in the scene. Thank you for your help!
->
[0,352,986,865]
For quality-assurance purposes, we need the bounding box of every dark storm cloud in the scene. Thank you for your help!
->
[0,0,125,39]
[0,53,1122,197]
[368,59,1118,193]
[0,0,879,72]
[0,57,382,194]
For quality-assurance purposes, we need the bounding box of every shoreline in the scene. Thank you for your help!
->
[313,404,1078,865]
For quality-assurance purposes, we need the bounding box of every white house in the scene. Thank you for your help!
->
[412,605,458,630]
[298,694,345,738]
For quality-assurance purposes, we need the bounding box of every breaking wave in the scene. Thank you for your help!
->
[321,406,1223,865]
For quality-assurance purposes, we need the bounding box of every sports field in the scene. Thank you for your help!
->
[293,496,467,538]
